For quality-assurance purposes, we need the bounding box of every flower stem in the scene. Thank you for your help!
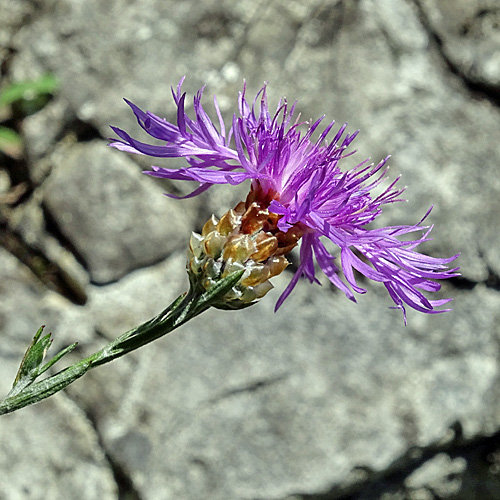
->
[0,269,244,416]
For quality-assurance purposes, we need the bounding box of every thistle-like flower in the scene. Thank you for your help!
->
[110,78,459,322]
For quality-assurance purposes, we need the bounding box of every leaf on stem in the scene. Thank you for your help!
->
[8,326,78,398]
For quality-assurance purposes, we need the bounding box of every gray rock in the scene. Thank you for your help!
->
[0,247,87,347]
[43,140,197,283]
[6,185,90,301]
[418,0,500,88]
[0,396,117,500]
[0,0,34,63]
[406,453,466,497]
[22,97,73,167]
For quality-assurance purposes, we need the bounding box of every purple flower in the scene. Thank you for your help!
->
[110,78,459,323]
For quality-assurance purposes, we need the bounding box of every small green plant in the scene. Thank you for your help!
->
[0,73,59,158]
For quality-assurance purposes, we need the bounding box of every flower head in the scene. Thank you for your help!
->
[110,78,459,323]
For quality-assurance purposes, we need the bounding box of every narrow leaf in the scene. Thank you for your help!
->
[0,74,59,108]
[12,326,47,387]
[9,326,56,398]
[38,342,78,376]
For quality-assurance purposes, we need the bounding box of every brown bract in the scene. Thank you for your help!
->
[187,187,305,307]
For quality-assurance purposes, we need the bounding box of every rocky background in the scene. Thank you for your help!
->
[1,0,500,499]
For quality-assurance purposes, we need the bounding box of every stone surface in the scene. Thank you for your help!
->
[0,395,117,500]
[42,140,197,284]
[417,0,500,88]
[0,0,33,64]
[22,97,73,166]
[1,0,500,498]
[406,453,466,497]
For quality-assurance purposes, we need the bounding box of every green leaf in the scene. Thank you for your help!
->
[0,74,59,108]
[9,326,51,397]
[8,326,78,398]
[0,126,23,158]
[38,342,78,376]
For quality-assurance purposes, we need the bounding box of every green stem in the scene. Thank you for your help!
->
[0,270,244,416]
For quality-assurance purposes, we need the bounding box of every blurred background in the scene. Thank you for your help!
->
[1,0,500,498]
